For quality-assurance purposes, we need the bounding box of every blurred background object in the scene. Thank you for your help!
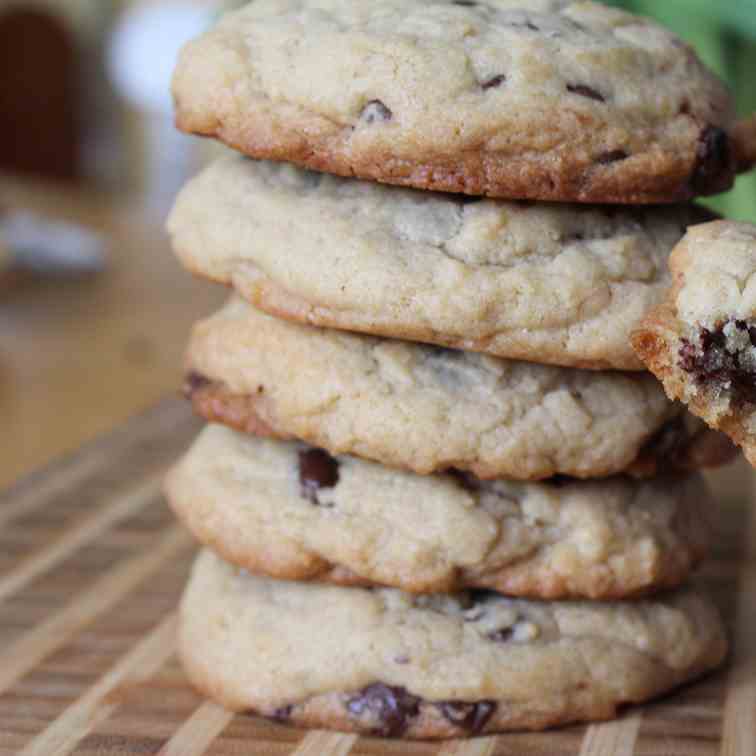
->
[108,1,216,216]
[0,0,126,186]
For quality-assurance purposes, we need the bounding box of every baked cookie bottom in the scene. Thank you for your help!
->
[179,550,728,738]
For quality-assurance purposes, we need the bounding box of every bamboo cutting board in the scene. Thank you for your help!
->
[1,399,754,756]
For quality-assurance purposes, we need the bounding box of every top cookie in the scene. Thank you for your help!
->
[173,0,738,204]
[633,221,756,465]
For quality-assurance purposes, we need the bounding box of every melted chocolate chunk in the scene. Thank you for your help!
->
[567,84,605,102]
[482,74,506,90]
[679,319,756,405]
[361,100,393,124]
[183,371,211,398]
[346,683,421,737]
[298,448,340,506]
[597,149,629,165]
[437,701,497,734]
[692,126,731,193]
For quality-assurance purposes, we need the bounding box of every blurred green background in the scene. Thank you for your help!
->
[607,0,756,221]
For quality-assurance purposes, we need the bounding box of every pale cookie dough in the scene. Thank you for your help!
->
[633,221,756,467]
[179,549,728,738]
[185,297,734,479]
[165,426,714,599]
[172,0,740,204]
[168,157,714,370]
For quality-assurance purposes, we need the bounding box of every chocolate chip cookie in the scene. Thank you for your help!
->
[172,0,741,204]
[186,297,734,480]
[166,426,714,599]
[168,157,714,370]
[180,549,727,737]
[633,221,756,467]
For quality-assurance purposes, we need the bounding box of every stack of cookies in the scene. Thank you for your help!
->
[164,0,755,739]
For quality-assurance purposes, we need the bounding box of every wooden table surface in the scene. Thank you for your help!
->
[0,175,225,490]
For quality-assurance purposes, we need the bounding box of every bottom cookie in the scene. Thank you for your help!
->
[179,550,727,739]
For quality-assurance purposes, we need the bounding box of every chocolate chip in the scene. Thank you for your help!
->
[456,194,483,205]
[548,475,575,488]
[298,448,340,506]
[428,345,458,358]
[437,701,497,734]
[511,20,539,31]
[482,74,506,90]
[448,469,481,494]
[468,589,497,604]
[183,371,211,398]
[692,126,731,193]
[597,149,629,165]
[346,683,421,737]
[361,100,393,124]
[679,319,756,406]
[567,84,605,102]
[487,628,515,643]
[271,705,293,722]
[452,0,477,5]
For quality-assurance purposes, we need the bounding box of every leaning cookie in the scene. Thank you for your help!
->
[172,0,740,204]
[185,297,734,480]
[180,549,727,738]
[633,221,756,467]
[165,426,714,599]
[168,157,714,370]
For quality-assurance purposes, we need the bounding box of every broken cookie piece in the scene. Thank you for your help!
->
[633,220,756,466]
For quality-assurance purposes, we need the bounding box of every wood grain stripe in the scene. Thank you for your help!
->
[291,732,357,756]
[17,614,178,756]
[437,736,498,755]
[157,702,234,756]
[721,503,756,756]
[579,716,641,756]
[0,399,188,529]
[0,473,164,605]
[0,526,191,695]
[0,453,105,529]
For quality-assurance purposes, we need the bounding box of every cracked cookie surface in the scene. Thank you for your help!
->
[165,426,714,599]
[172,0,737,203]
[185,297,735,479]
[633,221,756,467]
[168,157,713,369]
[179,549,727,737]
